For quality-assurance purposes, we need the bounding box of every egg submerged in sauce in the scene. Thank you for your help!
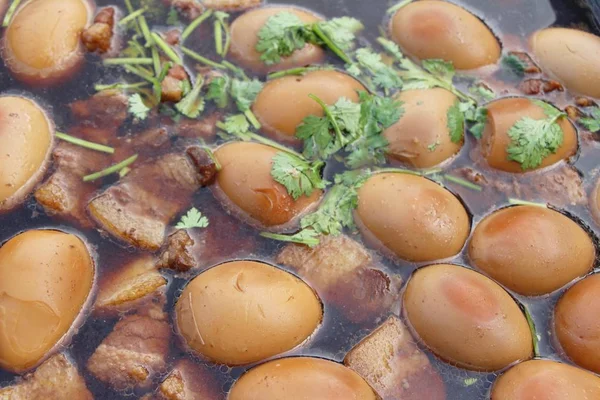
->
[0,229,95,373]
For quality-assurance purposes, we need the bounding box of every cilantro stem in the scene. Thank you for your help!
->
[181,10,213,41]
[95,82,149,91]
[124,65,158,84]
[2,0,23,27]
[216,121,303,157]
[267,66,330,79]
[387,0,413,15]
[522,303,540,357]
[260,231,320,247]
[124,0,135,13]
[422,168,443,175]
[374,168,421,176]
[151,47,161,75]
[508,198,548,208]
[444,175,482,192]
[308,94,344,145]
[202,147,222,171]
[138,16,154,47]
[311,23,351,64]
[151,32,183,65]
[181,46,226,70]
[222,60,249,80]
[119,167,131,178]
[123,0,142,36]
[244,109,261,130]
[222,21,231,56]
[83,154,139,182]
[214,20,223,56]
[118,8,146,26]
[103,58,153,65]
[55,132,115,154]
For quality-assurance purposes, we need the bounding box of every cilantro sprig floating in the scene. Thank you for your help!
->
[255,12,364,65]
[175,207,209,229]
[579,107,600,133]
[506,100,566,170]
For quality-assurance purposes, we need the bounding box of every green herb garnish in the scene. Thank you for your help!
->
[175,207,209,229]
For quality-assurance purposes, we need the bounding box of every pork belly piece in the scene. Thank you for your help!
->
[87,300,171,390]
[95,256,167,316]
[88,146,217,250]
[276,235,402,323]
[344,316,446,400]
[81,7,116,54]
[158,210,256,273]
[0,354,93,400]
[175,112,221,141]
[161,65,189,103]
[144,359,223,400]
[170,0,204,20]
[70,90,129,133]
[35,142,111,227]
[201,0,262,11]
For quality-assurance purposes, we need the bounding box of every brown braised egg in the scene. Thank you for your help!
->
[389,0,501,70]
[229,6,325,74]
[0,95,54,212]
[228,357,377,399]
[554,274,600,374]
[531,28,600,98]
[2,0,93,86]
[175,260,322,366]
[0,229,95,373]
[491,359,600,399]
[253,70,365,142]
[213,141,322,229]
[355,172,470,262]
[469,206,595,296]
[383,88,463,168]
[403,264,533,371]
[480,97,577,172]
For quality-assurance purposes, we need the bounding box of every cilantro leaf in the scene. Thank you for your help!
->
[217,114,252,139]
[175,75,205,118]
[469,83,495,102]
[422,59,455,84]
[128,93,151,120]
[166,7,181,25]
[502,54,527,77]
[175,207,209,229]
[230,78,262,111]
[261,229,321,247]
[506,102,566,170]
[354,48,403,93]
[468,107,488,139]
[271,152,326,200]
[580,107,600,133]
[330,98,361,133]
[255,12,313,65]
[296,115,333,159]
[317,17,363,51]
[447,100,465,143]
[206,76,230,108]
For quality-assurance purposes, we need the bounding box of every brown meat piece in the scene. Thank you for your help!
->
[176,112,221,140]
[158,209,255,272]
[530,165,586,206]
[277,235,401,323]
[70,90,129,132]
[344,316,446,400]
[81,7,115,53]
[519,79,563,95]
[161,65,190,102]
[87,147,216,250]
[0,354,93,400]
[576,97,596,108]
[87,305,171,390]
[201,0,262,11]
[165,29,181,46]
[146,359,223,400]
[95,256,167,316]
[171,0,204,19]
[35,142,111,227]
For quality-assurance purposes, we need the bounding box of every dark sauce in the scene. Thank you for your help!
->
[1,0,600,398]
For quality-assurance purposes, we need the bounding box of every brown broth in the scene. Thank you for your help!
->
[1,0,600,398]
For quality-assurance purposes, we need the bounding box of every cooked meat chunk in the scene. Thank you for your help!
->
[344,316,446,400]
[95,256,167,316]
[81,7,115,53]
[158,209,255,272]
[201,0,262,11]
[145,359,223,400]
[35,142,111,227]
[87,147,216,250]
[0,354,93,400]
[519,79,563,95]
[162,65,190,102]
[87,304,171,390]
[277,235,401,323]
[176,112,221,140]
[119,127,171,155]
[70,90,129,132]
[171,0,204,20]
